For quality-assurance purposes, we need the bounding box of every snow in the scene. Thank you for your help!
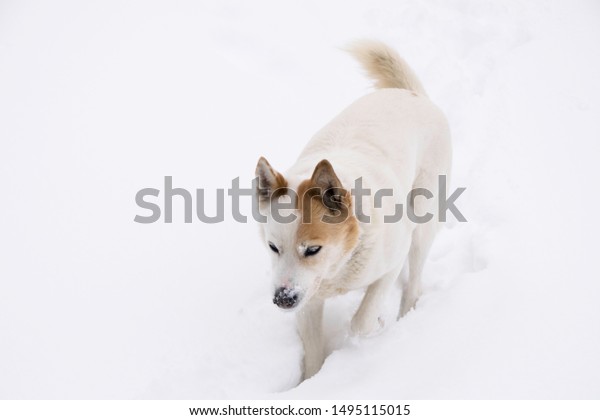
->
[1,0,599,399]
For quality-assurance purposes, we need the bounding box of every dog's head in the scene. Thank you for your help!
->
[255,157,360,311]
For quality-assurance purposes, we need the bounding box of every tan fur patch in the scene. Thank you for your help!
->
[258,158,359,255]
[295,170,359,254]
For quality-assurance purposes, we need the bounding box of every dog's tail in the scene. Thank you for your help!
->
[346,40,427,96]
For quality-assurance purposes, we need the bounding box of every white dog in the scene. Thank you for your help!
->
[255,40,452,380]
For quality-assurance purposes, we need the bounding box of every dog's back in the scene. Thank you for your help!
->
[289,41,451,209]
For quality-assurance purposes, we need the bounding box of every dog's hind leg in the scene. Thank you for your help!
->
[297,297,325,380]
[399,219,438,319]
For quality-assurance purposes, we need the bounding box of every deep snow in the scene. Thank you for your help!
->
[0,0,599,399]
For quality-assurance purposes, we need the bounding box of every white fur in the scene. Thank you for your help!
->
[258,40,451,380]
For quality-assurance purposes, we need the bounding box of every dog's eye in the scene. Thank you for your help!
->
[268,242,280,254]
[304,245,322,257]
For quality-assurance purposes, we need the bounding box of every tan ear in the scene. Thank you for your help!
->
[310,159,350,211]
[311,159,343,190]
[255,157,287,201]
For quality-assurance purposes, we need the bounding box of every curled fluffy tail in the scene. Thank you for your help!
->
[346,40,427,96]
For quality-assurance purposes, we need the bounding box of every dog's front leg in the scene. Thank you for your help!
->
[351,268,400,336]
[296,297,325,381]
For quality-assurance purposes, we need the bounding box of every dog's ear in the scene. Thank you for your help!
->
[255,157,287,201]
[310,159,350,211]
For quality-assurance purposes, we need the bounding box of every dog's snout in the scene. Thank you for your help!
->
[273,287,299,309]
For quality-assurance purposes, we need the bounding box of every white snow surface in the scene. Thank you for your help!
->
[1,0,599,399]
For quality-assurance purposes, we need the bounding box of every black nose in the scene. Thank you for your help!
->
[273,287,299,309]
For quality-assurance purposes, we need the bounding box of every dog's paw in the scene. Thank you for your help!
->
[398,293,419,319]
[350,314,385,337]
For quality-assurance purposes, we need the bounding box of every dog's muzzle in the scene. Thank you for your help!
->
[273,287,299,309]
